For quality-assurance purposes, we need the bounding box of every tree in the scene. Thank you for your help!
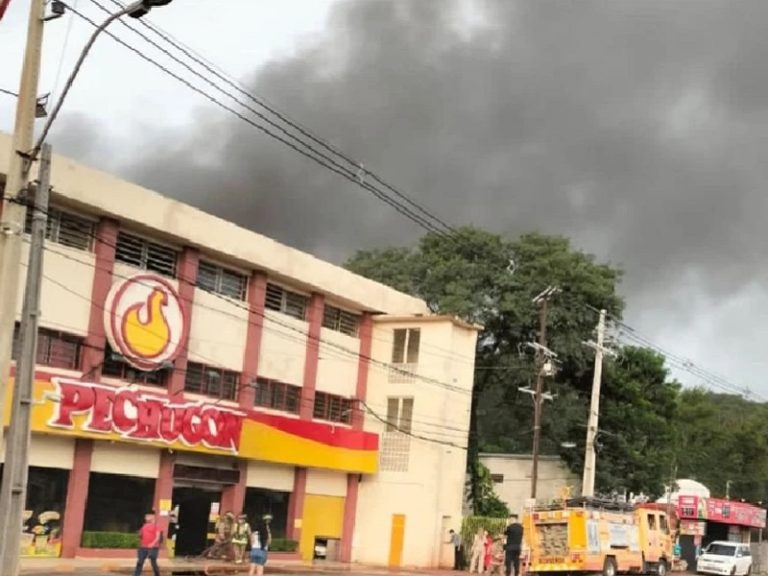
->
[560,346,680,498]
[470,463,510,518]
[346,227,624,509]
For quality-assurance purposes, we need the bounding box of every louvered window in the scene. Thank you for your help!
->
[115,232,177,277]
[380,397,414,472]
[24,206,93,251]
[264,283,308,321]
[197,260,248,300]
[253,378,301,414]
[313,392,352,424]
[12,323,82,370]
[184,362,239,400]
[322,305,360,337]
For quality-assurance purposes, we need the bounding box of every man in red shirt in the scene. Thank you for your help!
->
[133,513,162,576]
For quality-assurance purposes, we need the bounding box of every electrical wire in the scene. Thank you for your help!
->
[98,0,461,239]
[60,0,457,242]
[17,237,477,444]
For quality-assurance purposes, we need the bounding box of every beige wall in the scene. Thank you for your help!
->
[4,435,76,469]
[306,468,348,497]
[354,319,476,568]
[16,243,94,335]
[316,328,359,397]
[187,289,248,371]
[480,454,580,514]
[246,461,294,491]
[257,310,307,384]
[90,443,161,478]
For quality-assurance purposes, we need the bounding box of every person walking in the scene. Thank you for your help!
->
[504,514,523,576]
[469,527,485,573]
[232,514,252,565]
[248,515,271,576]
[449,529,463,570]
[133,512,161,576]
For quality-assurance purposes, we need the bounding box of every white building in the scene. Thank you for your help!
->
[480,453,579,514]
[0,132,478,567]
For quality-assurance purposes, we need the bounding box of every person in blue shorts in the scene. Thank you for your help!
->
[249,516,271,576]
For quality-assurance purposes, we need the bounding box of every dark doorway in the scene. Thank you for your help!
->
[172,487,220,557]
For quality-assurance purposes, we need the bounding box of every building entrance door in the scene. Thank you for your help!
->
[172,487,220,557]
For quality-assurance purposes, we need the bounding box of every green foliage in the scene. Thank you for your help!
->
[269,538,299,552]
[461,516,508,549]
[347,226,768,503]
[346,227,625,507]
[674,389,768,502]
[81,531,139,549]
[470,463,510,517]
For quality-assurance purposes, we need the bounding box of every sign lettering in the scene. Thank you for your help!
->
[48,379,244,453]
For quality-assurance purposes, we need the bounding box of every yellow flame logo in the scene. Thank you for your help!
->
[121,288,172,359]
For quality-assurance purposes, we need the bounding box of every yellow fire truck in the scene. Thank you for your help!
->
[524,499,673,576]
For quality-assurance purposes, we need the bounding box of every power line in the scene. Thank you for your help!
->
[64,0,457,242]
[30,265,475,442]
[99,0,461,239]
[583,304,764,401]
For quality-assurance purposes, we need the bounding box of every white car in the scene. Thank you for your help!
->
[697,541,753,576]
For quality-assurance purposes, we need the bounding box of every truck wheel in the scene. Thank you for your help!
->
[603,557,618,576]
[657,559,668,576]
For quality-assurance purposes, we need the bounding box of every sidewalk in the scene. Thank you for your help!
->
[19,556,460,576]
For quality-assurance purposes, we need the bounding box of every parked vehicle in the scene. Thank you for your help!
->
[524,498,673,576]
[696,541,752,576]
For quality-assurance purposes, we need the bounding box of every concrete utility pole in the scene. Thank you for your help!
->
[582,309,607,498]
[0,0,46,455]
[0,144,51,576]
[530,286,558,500]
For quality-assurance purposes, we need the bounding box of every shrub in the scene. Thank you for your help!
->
[81,531,139,549]
[269,538,298,552]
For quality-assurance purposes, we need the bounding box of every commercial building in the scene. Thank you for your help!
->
[480,453,580,514]
[0,132,478,567]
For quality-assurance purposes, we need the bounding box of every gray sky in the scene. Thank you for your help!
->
[2,0,766,396]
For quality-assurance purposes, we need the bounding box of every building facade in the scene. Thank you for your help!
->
[0,133,478,567]
[480,453,580,515]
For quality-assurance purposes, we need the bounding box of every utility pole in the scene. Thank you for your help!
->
[0,0,46,457]
[582,309,607,498]
[0,144,51,576]
[530,286,558,500]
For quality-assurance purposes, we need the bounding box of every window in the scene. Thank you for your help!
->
[184,362,239,400]
[253,378,301,414]
[12,323,82,370]
[24,205,94,251]
[391,328,420,364]
[491,474,504,483]
[322,305,361,337]
[386,397,414,433]
[197,260,248,300]
[102,343,168,386]
[115,231,177,277]
[84,473,154,533]
[381,397,414,472]
[647,514,656,530]
[659,515,669,533]
[264,283,308,321]
[313,392,352,424]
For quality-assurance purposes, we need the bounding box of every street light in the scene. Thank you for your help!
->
[31,0,174,158]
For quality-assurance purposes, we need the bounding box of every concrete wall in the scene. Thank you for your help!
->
[353,318,476,568]
[480,454,580,514]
